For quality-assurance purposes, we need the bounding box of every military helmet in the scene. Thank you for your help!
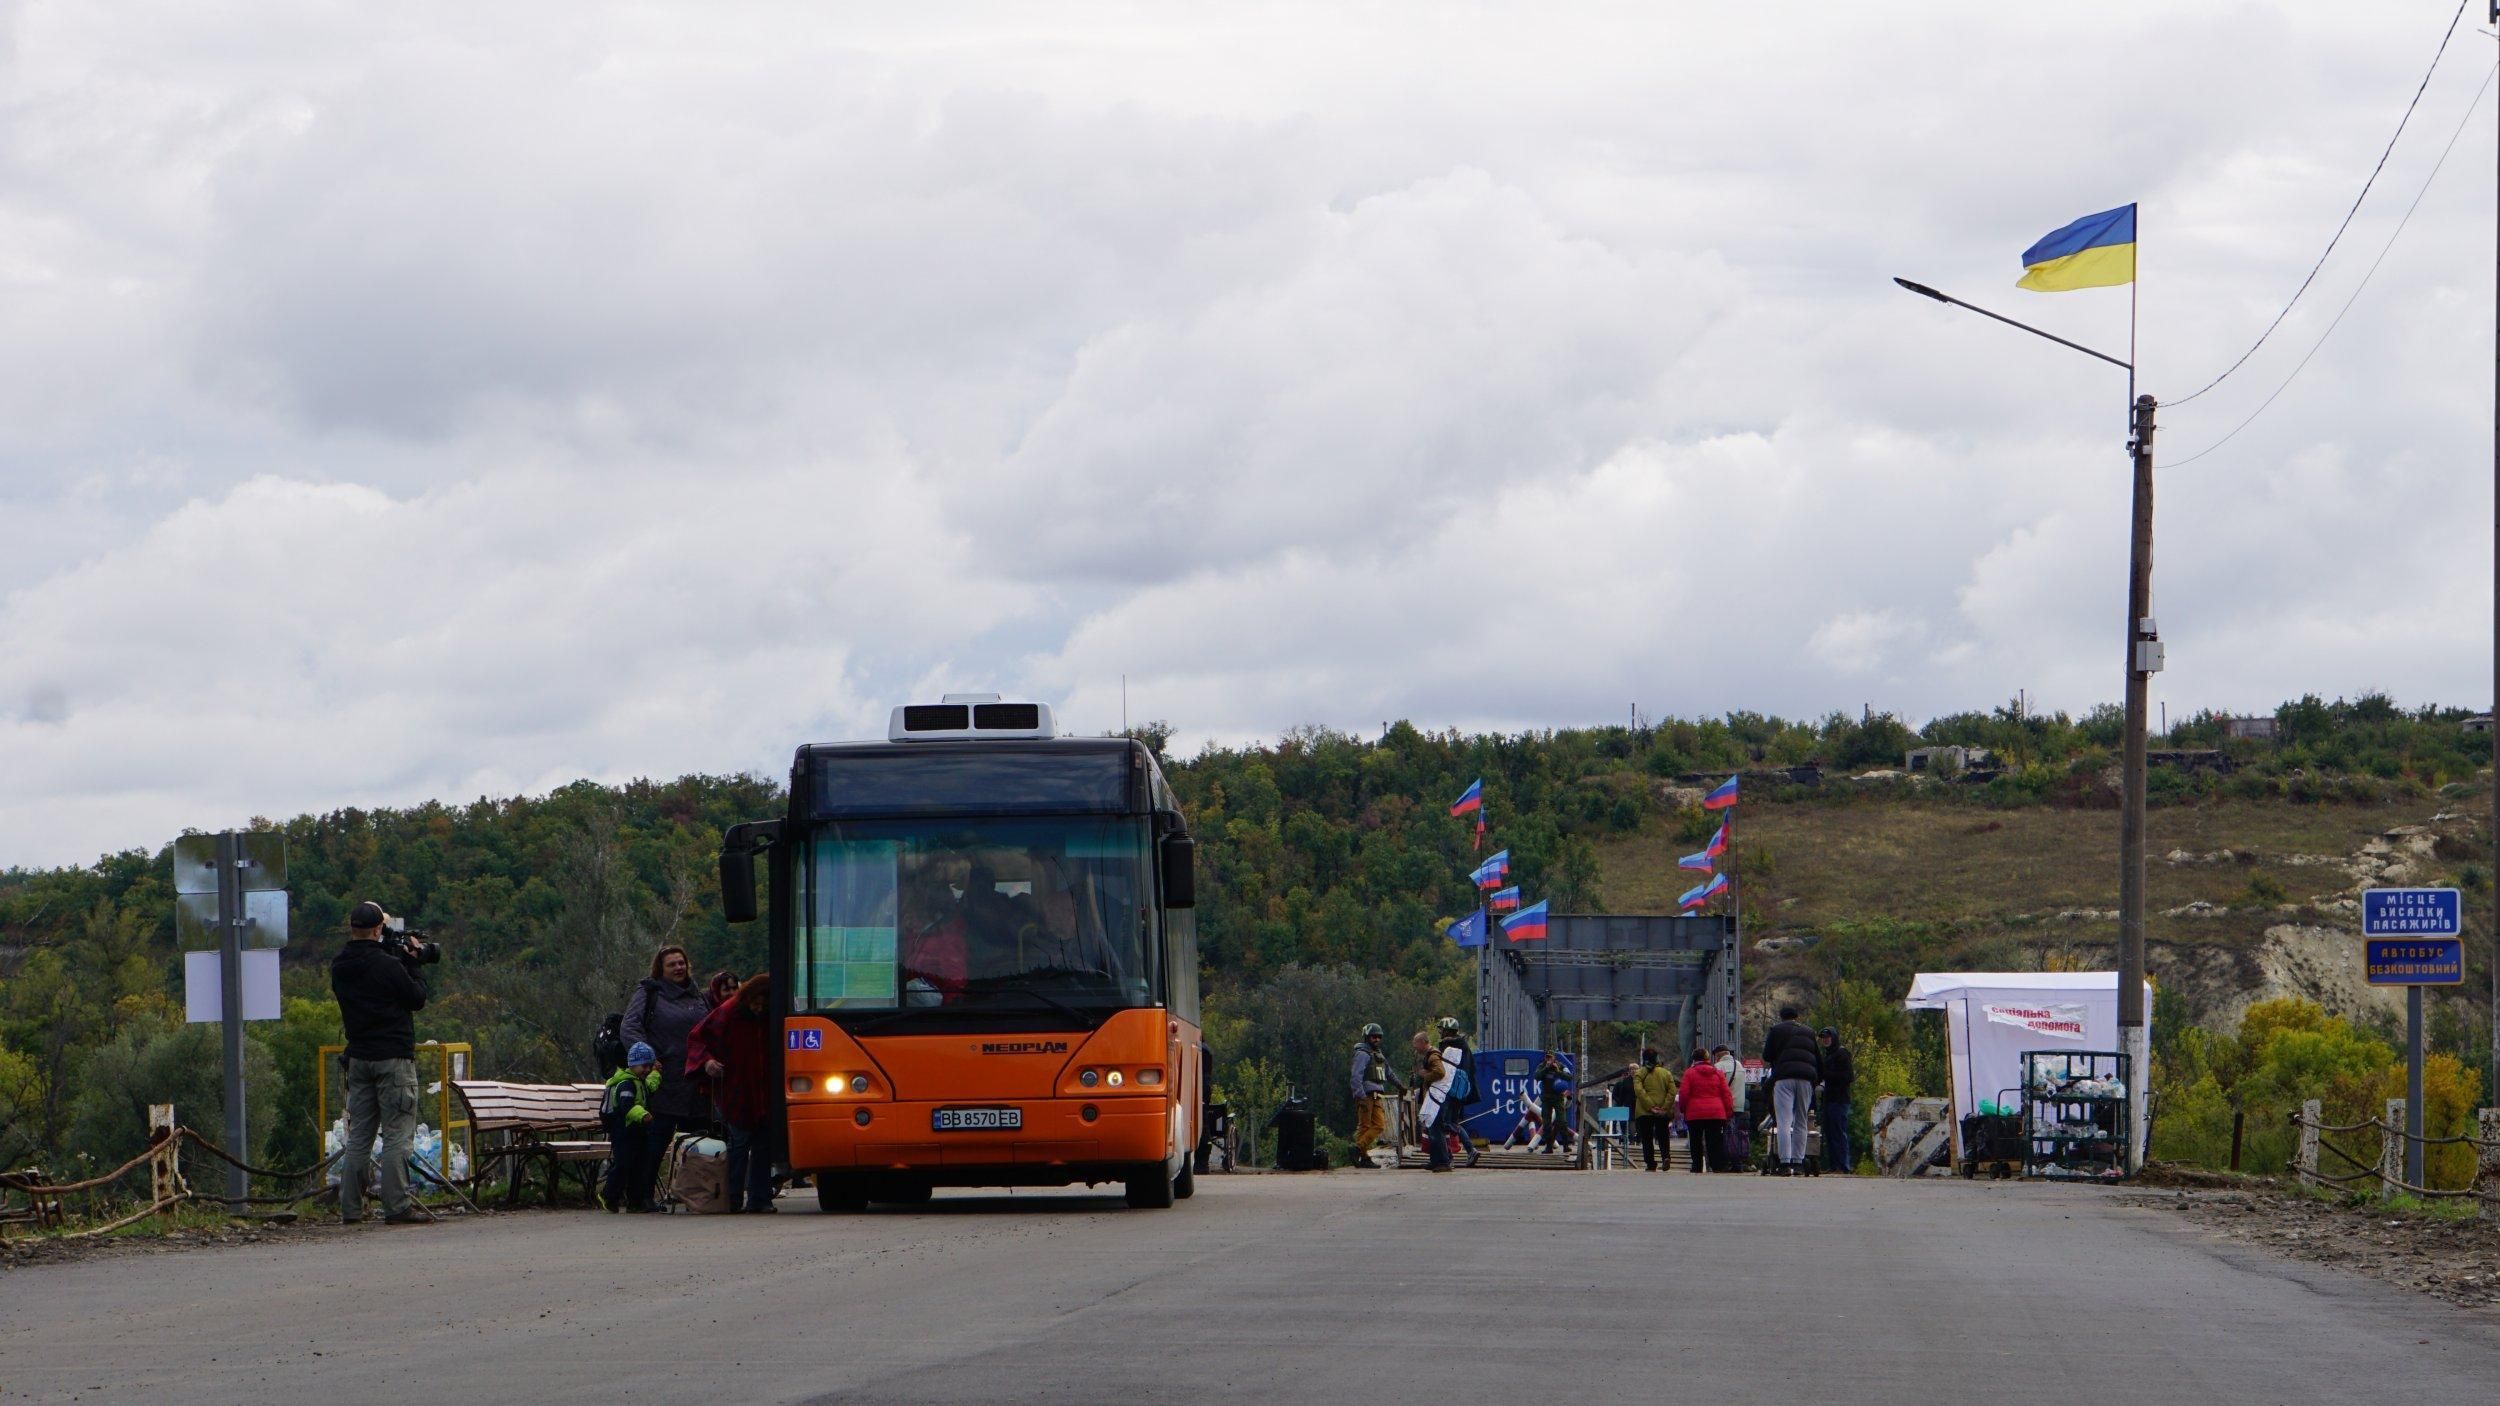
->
[1361,1022,1384,1039]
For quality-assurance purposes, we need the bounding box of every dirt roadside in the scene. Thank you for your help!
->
[1,1205,496,1271]
[2125,1180,2500,1313]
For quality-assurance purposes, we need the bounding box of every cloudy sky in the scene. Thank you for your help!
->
[3,2,2494,866]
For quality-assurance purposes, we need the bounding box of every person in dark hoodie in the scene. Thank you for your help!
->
[620,945,712,1209]
[689,974,777,1212]
[330,901,431,1225]
[1818,1027,1857,1174]
[1760,1006,1823,1175]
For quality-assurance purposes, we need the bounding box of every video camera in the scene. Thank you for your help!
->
[382,916,444,966]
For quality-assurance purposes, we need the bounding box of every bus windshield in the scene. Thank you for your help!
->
[794,816,1158,1022]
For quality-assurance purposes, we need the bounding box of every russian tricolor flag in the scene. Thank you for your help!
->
[1470,850,1510,890]
[1488,885,1522,913]
[1678,872,1729,909]
[1446,911,1487,948]
[1501,900,1549,941]
[1450,779,1483,817]
[1702,775,1739,810]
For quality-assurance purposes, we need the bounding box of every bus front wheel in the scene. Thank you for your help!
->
[1124,1162,1176,1209]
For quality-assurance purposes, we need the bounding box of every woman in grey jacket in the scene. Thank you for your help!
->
[618,946,714,1210]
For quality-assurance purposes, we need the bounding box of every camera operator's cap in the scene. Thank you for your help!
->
[349,901,387,930]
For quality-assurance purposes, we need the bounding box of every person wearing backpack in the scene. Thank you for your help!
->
[1410,1031,1454,1173]
[1435,1016,1481,1168]
[619,946,712,1210]
[600,1044,663,1212]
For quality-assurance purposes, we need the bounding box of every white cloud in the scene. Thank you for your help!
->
[2,1,2494,864]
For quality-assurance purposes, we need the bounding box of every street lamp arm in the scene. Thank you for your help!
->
[1892,276,2133,371]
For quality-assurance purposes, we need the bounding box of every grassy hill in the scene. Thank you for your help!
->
[1599,780,2487,1042]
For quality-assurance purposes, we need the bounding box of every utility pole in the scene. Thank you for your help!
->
[216,831,249,1207]
[2488,0,2498,1124]
[2119,394,2160,1168]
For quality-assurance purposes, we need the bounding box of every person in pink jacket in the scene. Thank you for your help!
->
[1676,1047,1736,1174]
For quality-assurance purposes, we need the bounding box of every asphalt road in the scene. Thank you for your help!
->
[4,1170,2496,1404]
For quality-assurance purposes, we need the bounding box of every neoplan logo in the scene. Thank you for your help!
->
[980,1041,1070,1055]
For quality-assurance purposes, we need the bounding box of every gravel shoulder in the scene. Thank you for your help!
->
[2123,1180,2500,1314]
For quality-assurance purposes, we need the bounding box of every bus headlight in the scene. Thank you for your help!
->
[1106,1070,1125,1088]
[1079,1069,1100,1087]
[850,1074,871,1094]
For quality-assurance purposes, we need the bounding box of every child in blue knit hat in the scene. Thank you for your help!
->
[600,1043,662,1212]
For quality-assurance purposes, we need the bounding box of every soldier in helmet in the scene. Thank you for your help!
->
[1347,1023,1404,1167]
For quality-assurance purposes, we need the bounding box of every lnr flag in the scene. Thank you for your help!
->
[1501,901,1549,941]
[1449,780,1483,816]
[1488,885,1522,913]
[1470,850,1511,890]
[1678,872,1728,910]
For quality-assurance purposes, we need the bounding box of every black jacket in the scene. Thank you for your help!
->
[331,939,429,1061]
[1761,1020,1823,1084]
[1820,1043,1855,1102]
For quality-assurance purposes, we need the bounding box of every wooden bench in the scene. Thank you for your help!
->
[451,1080,610,1205]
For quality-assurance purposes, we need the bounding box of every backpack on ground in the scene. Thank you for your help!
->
[594,1013,628,1077]
[670,1136,732,1214]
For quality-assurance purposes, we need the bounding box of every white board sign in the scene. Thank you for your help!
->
[184,949,282,1023]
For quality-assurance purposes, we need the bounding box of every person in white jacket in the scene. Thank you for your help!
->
[1412,1031,1455,1173]
[1713,1044,1750,1167]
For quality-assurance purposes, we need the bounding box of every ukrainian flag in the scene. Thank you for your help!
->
[2017,203,2136,292]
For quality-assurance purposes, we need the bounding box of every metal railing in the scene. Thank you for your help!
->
[1,1103,481,1242]
[2291,1099,2500,1208]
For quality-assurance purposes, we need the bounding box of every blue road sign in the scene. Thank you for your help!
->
[2364,937,2464,986]
[2360,887,2460,937]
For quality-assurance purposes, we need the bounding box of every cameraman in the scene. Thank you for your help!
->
[330,900,433,1225]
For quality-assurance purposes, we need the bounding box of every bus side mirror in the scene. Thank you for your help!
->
[1160,834,1196,909]
[719,820,779,924]
[721,847,758,924]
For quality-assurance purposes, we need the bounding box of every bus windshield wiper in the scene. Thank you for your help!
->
[963,983,1102,1029]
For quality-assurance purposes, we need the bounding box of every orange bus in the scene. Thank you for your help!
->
[718,696,1203,1210]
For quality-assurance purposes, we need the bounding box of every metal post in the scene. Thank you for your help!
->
[2118,395,2157,1171]
[2407,984,2427,1190]
[2489,0,2499,1133]
[2381,1098,2405,1199]
[1577,1017,1591,1171]
[216,831,249,1207]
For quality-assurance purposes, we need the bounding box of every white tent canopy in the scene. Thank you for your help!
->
[1904,971,2150,1162]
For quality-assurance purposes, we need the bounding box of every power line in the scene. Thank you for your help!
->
[2168,58,2495,470]
[2170,0,2473,406]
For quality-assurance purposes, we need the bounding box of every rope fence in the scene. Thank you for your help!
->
[2290,1100,2500,1210]
[1,1104,487,1243]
